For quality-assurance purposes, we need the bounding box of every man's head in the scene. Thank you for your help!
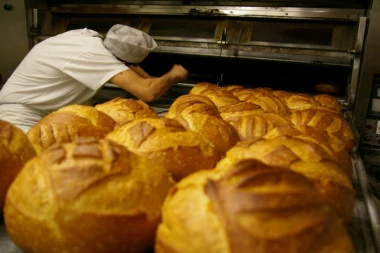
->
[104,24,157,64]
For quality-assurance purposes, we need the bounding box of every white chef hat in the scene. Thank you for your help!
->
[104,24,157,64]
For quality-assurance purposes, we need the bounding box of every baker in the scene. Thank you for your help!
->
[0,24,188,133]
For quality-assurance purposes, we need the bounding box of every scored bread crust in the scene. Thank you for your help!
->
[0,120,36,210]
[264,125,353,178]
[95,97,159,128]
[189,82,241,109]
[290,109,354,151]
[215,136,354,224]
[106,118,221,181]
[155,160,355,253]
[4,137,174,253]
[27,104,116,154]
[165,94,240,156]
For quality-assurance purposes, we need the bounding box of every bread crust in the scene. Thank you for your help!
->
[106,118,221,181]
[27,104,116,154]
[155,160,355,253]
[0,120,36,210]
[216,136,354,223]
[4,137,174,253]
[95,97,159,128]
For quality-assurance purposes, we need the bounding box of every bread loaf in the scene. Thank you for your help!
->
[290,109,354,151]
[216,136,354,223]
[164,94,220,118]
[0,120,36,210]
[264,125,352,178]
[234,88,289,116]
[165,95,240,156]
[272,90,342,114]
[95,97,159,128]
[155,159,355,253]
[218,98,290,141]
[189,82,241,109]
[219,101,263,115]
[106,118,221,181]
[232,87,274,101]
[313,94,342,114]
[4,137,174,253]
[272,90,320,111]
[223,85,245,95]
[27,104,116,154]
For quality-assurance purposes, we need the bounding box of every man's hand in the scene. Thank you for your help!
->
[110,64,189,102]
[168,64,188,83]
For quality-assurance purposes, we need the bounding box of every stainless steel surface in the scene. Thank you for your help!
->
[0,221,23,253]
[348,16,367,108]
[49,4,365,20]
[28,1,364,67]
[350,153,380,253]
[354,0,380,139]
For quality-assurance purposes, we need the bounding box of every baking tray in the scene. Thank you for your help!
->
[0,153,379,253]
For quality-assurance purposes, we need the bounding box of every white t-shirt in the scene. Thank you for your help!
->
[0,28,128,131]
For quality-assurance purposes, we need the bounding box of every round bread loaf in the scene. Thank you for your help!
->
[106,118,221,181]
[272,90,320,112]
[220,110,291,141]
[0,120,36,210]
[189,82,241,109]
[4,137,174,253]
[164,94,220,118]
[233,87,274,101]
[235,89,289,116]
[95,97,159,128]
[215,136,354,223]
[155,159,355,253]
[219,101,263,115]
[313,94,342,114]
[223,85,245,95]
[290,109,354,151]
[264,125,352,178]
[165,94,240,155]
[27,104,116,154]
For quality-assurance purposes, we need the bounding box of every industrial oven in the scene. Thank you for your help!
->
[1,0,380,252]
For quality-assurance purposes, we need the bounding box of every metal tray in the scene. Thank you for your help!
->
[1,154,379,253]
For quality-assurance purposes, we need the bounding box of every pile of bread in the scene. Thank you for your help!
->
[0,82,356,253]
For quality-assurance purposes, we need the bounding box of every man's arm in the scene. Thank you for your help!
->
[109,64,188,102]
[127,65,152,78]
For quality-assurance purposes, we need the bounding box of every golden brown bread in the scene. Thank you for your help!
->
[234,88,289,116]
[165,95,240,156]
[313,94,342,113]
[164,94,220,118]
[95,97,159,128]
[215,136,354,223]
[0,120,36,210]
[223,85,245,95]
[218,101,263,115]
[188,82,218,94]
[106,118,221,181]
[272,90,342,114]
[4,137,174,253]
[189,82,241,109]
[233,87,274,100]
[27,104,116,154]
[264,125,352,178]
[290,109,354,151]
[221,111,291,141]
[272,90,319,111]
[155,159,355,253]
